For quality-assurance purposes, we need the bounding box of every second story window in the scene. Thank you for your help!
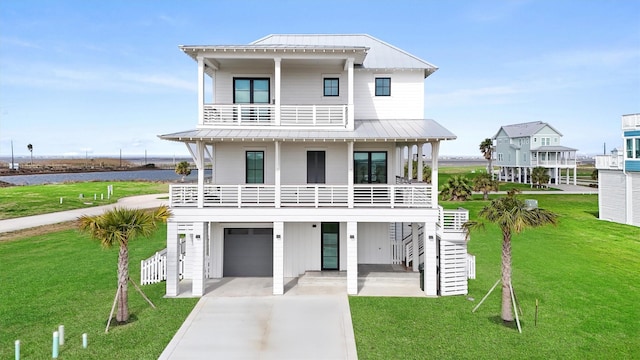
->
[323,78,339,96]
[234,78,270,104]
[375,77,391,96]
[246,151,264,184]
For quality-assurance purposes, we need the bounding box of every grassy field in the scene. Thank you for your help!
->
[0,226,198,359]
[0,181,168,220]
[350,194,640,359]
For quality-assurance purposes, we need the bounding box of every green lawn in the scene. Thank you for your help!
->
[350,194,640,359]
[0,226,198,359]
[0,181,168,220]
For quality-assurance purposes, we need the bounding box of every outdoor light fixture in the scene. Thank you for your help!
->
[276,234,281,239]
[350,235,355,239]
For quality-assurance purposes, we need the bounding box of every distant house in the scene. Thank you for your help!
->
[595,114,640,227]
[153,34,473,298]
[492,121,578,185]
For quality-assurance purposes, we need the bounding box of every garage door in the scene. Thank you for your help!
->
[223,228,273,277]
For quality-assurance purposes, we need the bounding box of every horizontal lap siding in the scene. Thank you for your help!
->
[354,71,424,119]
[214,143,275,185]
[439,240,468,296]
[599,170,626,223]
[281,64,346,105]
[280,143,348,185]
[215,64,274,104]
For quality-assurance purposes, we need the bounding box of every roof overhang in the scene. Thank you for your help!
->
[159,119,456,144]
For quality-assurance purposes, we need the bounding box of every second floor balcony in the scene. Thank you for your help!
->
[202,104,348,127]
[595,154,624,170]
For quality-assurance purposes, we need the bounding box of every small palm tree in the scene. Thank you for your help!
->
[473,173,498,200]
[78,206,171,323]
[531,167,549,188]
[175,161,191,182]
[402,161,432,183]
[27,144,33,164]
[440,175,473,201]
[479,138,494,178]
[464,190,557,322]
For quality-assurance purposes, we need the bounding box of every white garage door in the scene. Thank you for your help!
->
[223,228,273,277]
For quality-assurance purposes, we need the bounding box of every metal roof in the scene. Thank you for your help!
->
[251,34,438,77]
[159,119,456,143]
[493,121,563,139]
[531,145,577,151]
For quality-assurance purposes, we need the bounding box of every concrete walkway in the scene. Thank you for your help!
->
[0,194,168,233]
[159,287,358,360]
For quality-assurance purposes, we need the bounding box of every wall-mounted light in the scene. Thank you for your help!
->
[349,235,355,239]
[428,235,433,240]
[276,234,281,239]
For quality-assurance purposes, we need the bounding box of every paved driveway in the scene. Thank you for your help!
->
[159,287,357,360]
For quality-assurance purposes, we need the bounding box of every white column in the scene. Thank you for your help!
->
[166,221,180,297]
[418,143,424,182]
[348,141,354,208]
[197,55,204,126]
[517,167,522,183]
[347,58,354,130]
[275,141,281,208]
[395,145,402,179]
[431,141,440,209]
[273,221,284,295]
[573,166,577,185]
[191,222,207,297]
[196,140,205,208]
[210,223,223,278]
[411,222,419,272]
[422,221,438,296]
[274,57,281,125]
[347,221,358,295]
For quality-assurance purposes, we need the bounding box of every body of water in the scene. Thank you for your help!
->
[0,169,200,185]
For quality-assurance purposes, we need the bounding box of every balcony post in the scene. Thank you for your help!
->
[196,140,205,208]
[191,222,207,297]
[408,144,414,180]
[347,58,354,130]
[273,221,284,295]
[274,57,281,125]
[197,55,204,126]
[346,221,358,295]
[418,143,424,182]
[348,141,354,208]
[275,141,281,208]
[431,141,440,209]
[165,221,180,297]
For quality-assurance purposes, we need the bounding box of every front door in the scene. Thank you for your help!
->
[234,78,270,122]
[307,151,326,184]
[321,223,339,270]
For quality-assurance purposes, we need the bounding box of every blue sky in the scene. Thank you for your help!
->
[1,0,638,158]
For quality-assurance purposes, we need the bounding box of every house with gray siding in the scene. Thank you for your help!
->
[595,114,640,227]
[151,34,473,298]
[492,121,578,185]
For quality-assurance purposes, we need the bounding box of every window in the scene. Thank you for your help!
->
[541,137,550,146]
[323,78,339,96]
[307,151,326,184]
[234,78,270,104]
[354,151,387,183]
[497,153,504,161]
[375,77,391,96]
[626,139,633,158]
[636,138,640,158]
[246,151,264,184]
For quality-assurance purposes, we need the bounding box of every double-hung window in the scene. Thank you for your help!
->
[246,151,264,184]
[323,78,339,97]
[375,77,391,96]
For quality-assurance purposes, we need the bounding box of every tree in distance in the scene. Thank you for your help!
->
[175,161,191,182]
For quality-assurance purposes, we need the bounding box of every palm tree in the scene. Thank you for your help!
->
[464,190,557,322]
[27,143,33,164]
[402,161,432,183]
[440,175,473,201]
[78,206,171,323]
[473,173,498,200]
[175,161,191,182]
[479,138,494,178]
[531,166,550,188]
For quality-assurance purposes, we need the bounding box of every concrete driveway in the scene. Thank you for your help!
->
[159,279,358,360]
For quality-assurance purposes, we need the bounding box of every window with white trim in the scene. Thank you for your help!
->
[375,77,391,96]
[323,78,339,97]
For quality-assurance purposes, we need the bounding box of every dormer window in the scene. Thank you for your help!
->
[375,77,391,96]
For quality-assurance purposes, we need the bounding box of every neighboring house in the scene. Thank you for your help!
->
[156,34,471,298]
[595,114,640,227]
[492,121,578,185]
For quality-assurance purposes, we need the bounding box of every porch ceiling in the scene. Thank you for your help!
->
[159,119,457,143]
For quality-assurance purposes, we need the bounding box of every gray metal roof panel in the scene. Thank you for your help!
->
[159,119,456,142]
[494,121,563,138]
[531,145,578,151]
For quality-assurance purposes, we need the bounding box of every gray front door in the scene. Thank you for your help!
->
[223,228,273,277]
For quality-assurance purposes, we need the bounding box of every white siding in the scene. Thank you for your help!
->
[357,223,391,264]
[439,239,468,296]
[598,170,626,223]
[353,71,424,119]
[213,142,275,185]
[280,63,346,105]
[631,173,640,226]
[283,222,320,277]
[279,143,348,185]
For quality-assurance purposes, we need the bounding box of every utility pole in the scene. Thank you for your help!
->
[10,140,14,170]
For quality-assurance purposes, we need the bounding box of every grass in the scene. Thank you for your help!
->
[350,194,640,359]
[0,225,198,359]
[0,181,168,220]
[437,165,558,192]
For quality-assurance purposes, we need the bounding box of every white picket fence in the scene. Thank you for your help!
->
[141,247,185,285]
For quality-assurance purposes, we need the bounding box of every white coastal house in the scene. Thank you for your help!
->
[595,114,640,227]
[492,121,578,185]
[154,34,472,297]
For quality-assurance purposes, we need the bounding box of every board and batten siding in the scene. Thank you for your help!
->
[283,222,320,277]
[439,239,468,296]
[357,222,392,264]
[598,170,626,224]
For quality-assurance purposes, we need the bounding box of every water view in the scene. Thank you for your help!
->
[0,169,200,185]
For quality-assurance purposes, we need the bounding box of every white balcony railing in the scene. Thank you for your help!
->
[531,158,577,167]
[169,184,433,208]
[595,154,624,170]
[622,114,640,130]
[438,206,469,233]
[202,104,347,127]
